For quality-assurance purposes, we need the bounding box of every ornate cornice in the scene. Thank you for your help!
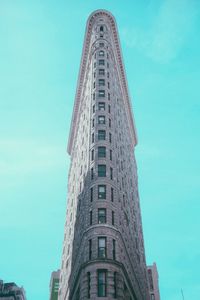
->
[67,9,138,155]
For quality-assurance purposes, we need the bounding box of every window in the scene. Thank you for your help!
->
[113,272,117,298]
[98,130,106,140]
[99,69,105,75]
[113,239,116,260]
[89,239,92,260]
[98,185,106,199]
[108,93,110,100]
[99,59,105,66]
[87,272,91,299]
[91,149,94,161]
[92,133,94,143]
[98,115,105,124]
[93,93,95,100]
[107,53,109,59]
[110,167,113,180]
[107,62,109,68]
[98,208,106,224]
[100,26,104,32]
[94,72,96,78]
[99,42,104,47]
[107,72,109,78]
[98,102,105,110]
[98,237,106,258]
[99,50,104,57]
[151,294,155,300]
[93,105,95,113]
[91,168,94,180]
[110,149,112,160]
[112,211,115,225]
[94,62,96,68]
[98,165,106,177]
[90,187,93,202]
[99,79,105,86]
[97,270,107,297]
[92,118,94,128]
[99,90,105,97]
[108,82,110,89]
[109,133,112,143]
[108,104,111,113]
[109,119,111,128]
[98,146,106,158]
[93,82,95,89]
[111,187,114,202]
[90,211,93,225]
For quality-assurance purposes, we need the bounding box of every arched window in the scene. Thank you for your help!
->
[100,25,104,32]
[99,50,104,57]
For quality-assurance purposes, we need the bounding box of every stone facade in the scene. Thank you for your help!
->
[59,9,149,300]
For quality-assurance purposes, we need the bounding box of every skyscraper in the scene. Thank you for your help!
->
[59,9,149,300]
[0,280,26,300]
[50,270,60,300]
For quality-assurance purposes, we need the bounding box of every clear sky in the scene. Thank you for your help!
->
[0,0,200,299]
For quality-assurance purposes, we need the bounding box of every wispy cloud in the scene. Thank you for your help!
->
[122,0,198,63]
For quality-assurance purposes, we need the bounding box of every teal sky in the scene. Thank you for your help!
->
[0,0,200,299]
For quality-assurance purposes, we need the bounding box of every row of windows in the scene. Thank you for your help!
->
[90,209,115,225]
[92,130,112,142]
[91,165,113,179]
[92,91,110,100]
[90,185,114,201]
[91,147,112,160]
[93,80,110,89]
[89,238,116,260]
[87,270,117,298]
[94,60,109,68]
[92,115,111,127]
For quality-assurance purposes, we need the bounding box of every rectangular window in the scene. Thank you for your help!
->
[99,79,105,86]
[98,115,105,124]
[93,93,95,100]
[109,133,112,143]
[97,270,107,297]
[99,69,105,76]
[109,118,111,128]
[92,118,94,128]
[91,168,94,180]
[111,187,114,202]
[108,93,110,100]
[98,146,106,158]
[99,42,104,47]
[112,211,115,225]
[94,62,96,68]
[110,167,113,180]
[108,104,111,113]
[93,82,95,89]
[99,50,104,57]
[94,72,96,78]
[91,149,94,161]
[107,72,109,78]
[98,130,106,140]
[108,82,110,89]
[98,185,106,199]
[98,208,106,224]
[99,90,105,97]
[89,239,92,260]
[98,237,106,258]
[98,102,105,110]
[99,59,105,65]
[113,240,116,260]
[114,272,117,298]
[90,211,93,225]
[93,105,95,113]
[107,62,109,68]
[90,187,93,202]
[87,272,91,299]
[92,133,94,143]
[110,149,112,160]
[98,165,106,177]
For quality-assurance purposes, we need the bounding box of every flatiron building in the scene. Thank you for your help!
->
[59,9,149,300]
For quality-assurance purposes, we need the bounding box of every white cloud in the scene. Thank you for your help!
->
[122,0,198,63]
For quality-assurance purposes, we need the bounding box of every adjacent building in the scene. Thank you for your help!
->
[50,270,60,300]
[59,9,150,300]
[147,263,160,300]
[0,280,26,300]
